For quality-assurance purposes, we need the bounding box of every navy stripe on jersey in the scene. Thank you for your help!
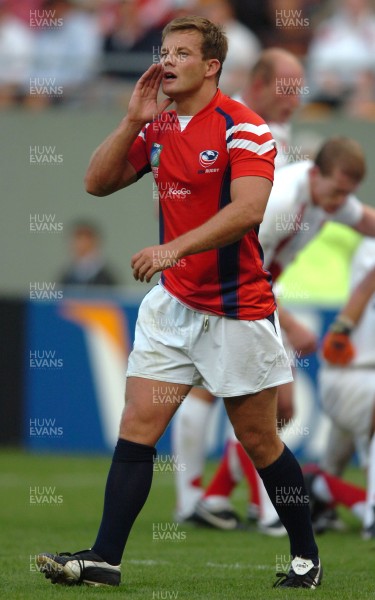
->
[159,194,166,289]
[216,165,240,318]
[215,106,235,143]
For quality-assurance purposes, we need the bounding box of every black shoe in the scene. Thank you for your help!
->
[313,506,346,534]
[273,557,322,588]
[258,518,286,537]
[36,549,121,587]
[193,500,244,530]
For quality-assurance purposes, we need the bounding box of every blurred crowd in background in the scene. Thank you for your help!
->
[1,0,375,117]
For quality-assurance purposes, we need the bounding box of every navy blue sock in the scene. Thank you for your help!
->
[92,438,156,565]
[257,444,318,561]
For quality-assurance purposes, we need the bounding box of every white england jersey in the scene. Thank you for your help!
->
[349,238,375,367]
[259,160,364,279]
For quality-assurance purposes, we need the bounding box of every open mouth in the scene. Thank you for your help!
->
[164,72,177,81]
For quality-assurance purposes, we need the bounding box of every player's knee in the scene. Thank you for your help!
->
[119,404,151,440]
[277,404,294,424]
[236,428,277,463]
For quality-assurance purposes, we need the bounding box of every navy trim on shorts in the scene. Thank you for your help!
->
[266,311,277,333]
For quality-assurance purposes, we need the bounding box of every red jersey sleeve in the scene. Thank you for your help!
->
[227,121,276,183]
[127,125,151,179]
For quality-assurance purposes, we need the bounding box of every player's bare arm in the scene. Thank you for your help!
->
[322,263,375,365]
[352,204,375,236]
[339,265,375,325]
[85,64,172,197]
[278,305,318,355]
[131,176,272,282]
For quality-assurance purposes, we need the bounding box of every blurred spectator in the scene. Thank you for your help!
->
[0,0,34,107]
[59,221,118,286]
[196,0,261,96]
[229,0,273,47]
[25,0,101,108]
[102,0,175,81]
[307,0,375,111]
[6,0,44,24]
[265,0,318,55]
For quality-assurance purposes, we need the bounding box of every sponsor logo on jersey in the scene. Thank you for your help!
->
[151,143,163,167]
[199,149,219,168]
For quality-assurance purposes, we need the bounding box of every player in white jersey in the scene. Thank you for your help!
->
[172,48,317,524]
[304,241,375,535]
[194,136,375,530]
[318,238,375,537]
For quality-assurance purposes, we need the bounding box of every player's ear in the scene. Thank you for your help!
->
[205,58,221,79]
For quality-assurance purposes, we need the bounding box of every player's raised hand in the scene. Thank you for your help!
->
[127,64,173,125]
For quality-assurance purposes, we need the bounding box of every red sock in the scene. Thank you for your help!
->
[236,442,260,507]
[321,472,366,508]
[204,441,237,498]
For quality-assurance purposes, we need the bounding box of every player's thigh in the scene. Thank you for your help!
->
[224,387,282,467]
[223,386,279,442]
[120,376,192,445]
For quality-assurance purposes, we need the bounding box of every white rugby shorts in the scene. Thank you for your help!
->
[319,367,375,467]
[126,284,293,397]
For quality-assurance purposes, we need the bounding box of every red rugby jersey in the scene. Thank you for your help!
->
[127,89,276,320]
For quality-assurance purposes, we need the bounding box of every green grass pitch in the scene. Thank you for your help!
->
[0,449,374,599]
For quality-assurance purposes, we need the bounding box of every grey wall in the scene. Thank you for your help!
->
[1,109,375,296]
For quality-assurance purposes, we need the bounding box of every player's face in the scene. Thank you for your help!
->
[310,166,359,213]
[160,30,217,99]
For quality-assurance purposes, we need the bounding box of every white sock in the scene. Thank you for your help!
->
[311,475,333,503]
[364,433,375,528]
[258,474,280,526]
[172,393,213,519]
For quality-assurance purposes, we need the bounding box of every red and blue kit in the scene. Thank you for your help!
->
[127,89,277,320]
